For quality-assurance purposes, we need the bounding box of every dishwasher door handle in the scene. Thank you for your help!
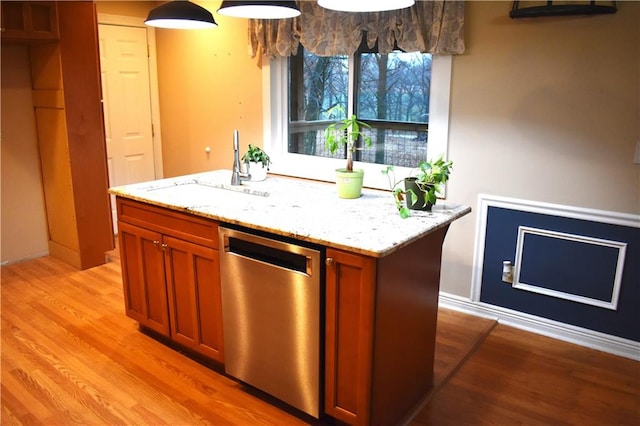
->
[223,233,315,276]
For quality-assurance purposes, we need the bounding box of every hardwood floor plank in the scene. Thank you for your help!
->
[2,250,638,425]
[1,374,53,423]
[399,308,497,424]
[432,308,497,387]
[2,318,137,425]
[412,324,640,426]
[19,333,148,424]
[2,257,309,424]
[11,367,90,423]
[0,398,27,426]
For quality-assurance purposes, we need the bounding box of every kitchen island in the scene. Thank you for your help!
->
[109,169,470,425]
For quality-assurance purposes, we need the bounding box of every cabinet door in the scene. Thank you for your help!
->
[118,222,170,336]
[163,236,224,363]
[325,248,377,425]
[1,1,58,41]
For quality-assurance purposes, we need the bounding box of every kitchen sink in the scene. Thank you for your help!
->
[145,180,269,204]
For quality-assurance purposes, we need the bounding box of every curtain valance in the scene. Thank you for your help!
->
[248,1,465,58]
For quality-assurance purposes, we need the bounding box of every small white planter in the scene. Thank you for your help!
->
[246,162,268,181]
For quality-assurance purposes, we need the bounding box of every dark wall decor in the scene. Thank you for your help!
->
[510,1,617,18]
[474,195,639,342]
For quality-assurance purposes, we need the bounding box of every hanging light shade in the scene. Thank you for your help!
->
[318,0,415,12]
[217,1,301,19]
[145,1,217,29]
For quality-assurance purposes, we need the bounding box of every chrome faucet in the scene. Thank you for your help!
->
[231,129,251,185]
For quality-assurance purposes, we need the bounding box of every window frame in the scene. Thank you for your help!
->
[263,53,452,191]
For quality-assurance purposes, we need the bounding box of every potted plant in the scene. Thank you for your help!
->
[324,106,372,199]
[382,165,417,219]
[241,144,271,181]
[382,155,453,217]
[405,155,453,211]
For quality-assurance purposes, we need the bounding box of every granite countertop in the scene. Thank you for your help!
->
[109,169,471,258]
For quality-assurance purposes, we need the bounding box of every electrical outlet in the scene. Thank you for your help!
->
[502,260,513,284]
[635,140,640,165]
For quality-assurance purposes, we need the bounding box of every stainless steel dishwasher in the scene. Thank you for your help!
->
[218,226,321,418]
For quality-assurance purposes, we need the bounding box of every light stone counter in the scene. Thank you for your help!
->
[109,169,471,258]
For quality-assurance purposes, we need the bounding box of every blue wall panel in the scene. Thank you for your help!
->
[480,206,639,341]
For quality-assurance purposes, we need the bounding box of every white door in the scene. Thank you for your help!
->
[98,24,156,231]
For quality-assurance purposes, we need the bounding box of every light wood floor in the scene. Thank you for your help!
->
[2,248,638,425]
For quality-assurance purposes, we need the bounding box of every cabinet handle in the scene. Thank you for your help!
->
[325,257,334,266]
[152,240,167,250]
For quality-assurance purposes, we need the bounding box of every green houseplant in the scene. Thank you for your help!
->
[382,155,453,217]
[382,166,417,219]
[324,106,372,198]
[405,155,453,211]
[241,144,270,181]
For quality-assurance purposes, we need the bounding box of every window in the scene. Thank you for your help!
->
[264,48,452,190]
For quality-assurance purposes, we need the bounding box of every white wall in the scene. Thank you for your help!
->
[1,45,49,264]
[440,1,640,297]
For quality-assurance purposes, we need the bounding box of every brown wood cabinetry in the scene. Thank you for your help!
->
[8,1,114,269]
[116,198,224,364]
[325,226,450,425]
[1,1,58,42]
[118,222,170,336]
[112,189,459,425]
[164,236,223,361]
[325,248,376,425]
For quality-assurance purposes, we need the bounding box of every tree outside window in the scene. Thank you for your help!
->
[288,46,431,168]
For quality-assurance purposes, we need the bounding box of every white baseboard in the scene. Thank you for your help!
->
[1,250,50,267]
[438,292,640,361]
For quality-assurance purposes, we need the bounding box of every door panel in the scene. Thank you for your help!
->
[118,222,169,336]
[325,248,376,425]
[98,24,155,229]
[164,236,224,362]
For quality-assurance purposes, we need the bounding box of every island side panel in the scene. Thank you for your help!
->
[370,225,449,425]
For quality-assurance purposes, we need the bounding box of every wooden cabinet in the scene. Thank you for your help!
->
[325,226,450,425]
[113,193,454,425]
[118,222,170,336]
[26,1,113,270]
[164,236,223,361]
[1,1,58,42]
[324,248,376,425]
[116,198,224,363]
[0,1,112,269]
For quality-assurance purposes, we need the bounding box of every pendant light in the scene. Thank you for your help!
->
[318,0,415,12]
[145,1,217,29]
[217,1,301,19]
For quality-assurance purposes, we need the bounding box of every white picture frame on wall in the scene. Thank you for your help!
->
[512,226,627,311]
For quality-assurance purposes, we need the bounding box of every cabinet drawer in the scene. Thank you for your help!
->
[117,198,218,249]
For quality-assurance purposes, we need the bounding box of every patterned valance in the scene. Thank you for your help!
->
[248,1,465,58]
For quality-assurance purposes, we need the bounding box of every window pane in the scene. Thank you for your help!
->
[289,49,347,157]
[288,48,432,168]
[356,51,431,167]
[357,52,431,123]
[357,128,427,166]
